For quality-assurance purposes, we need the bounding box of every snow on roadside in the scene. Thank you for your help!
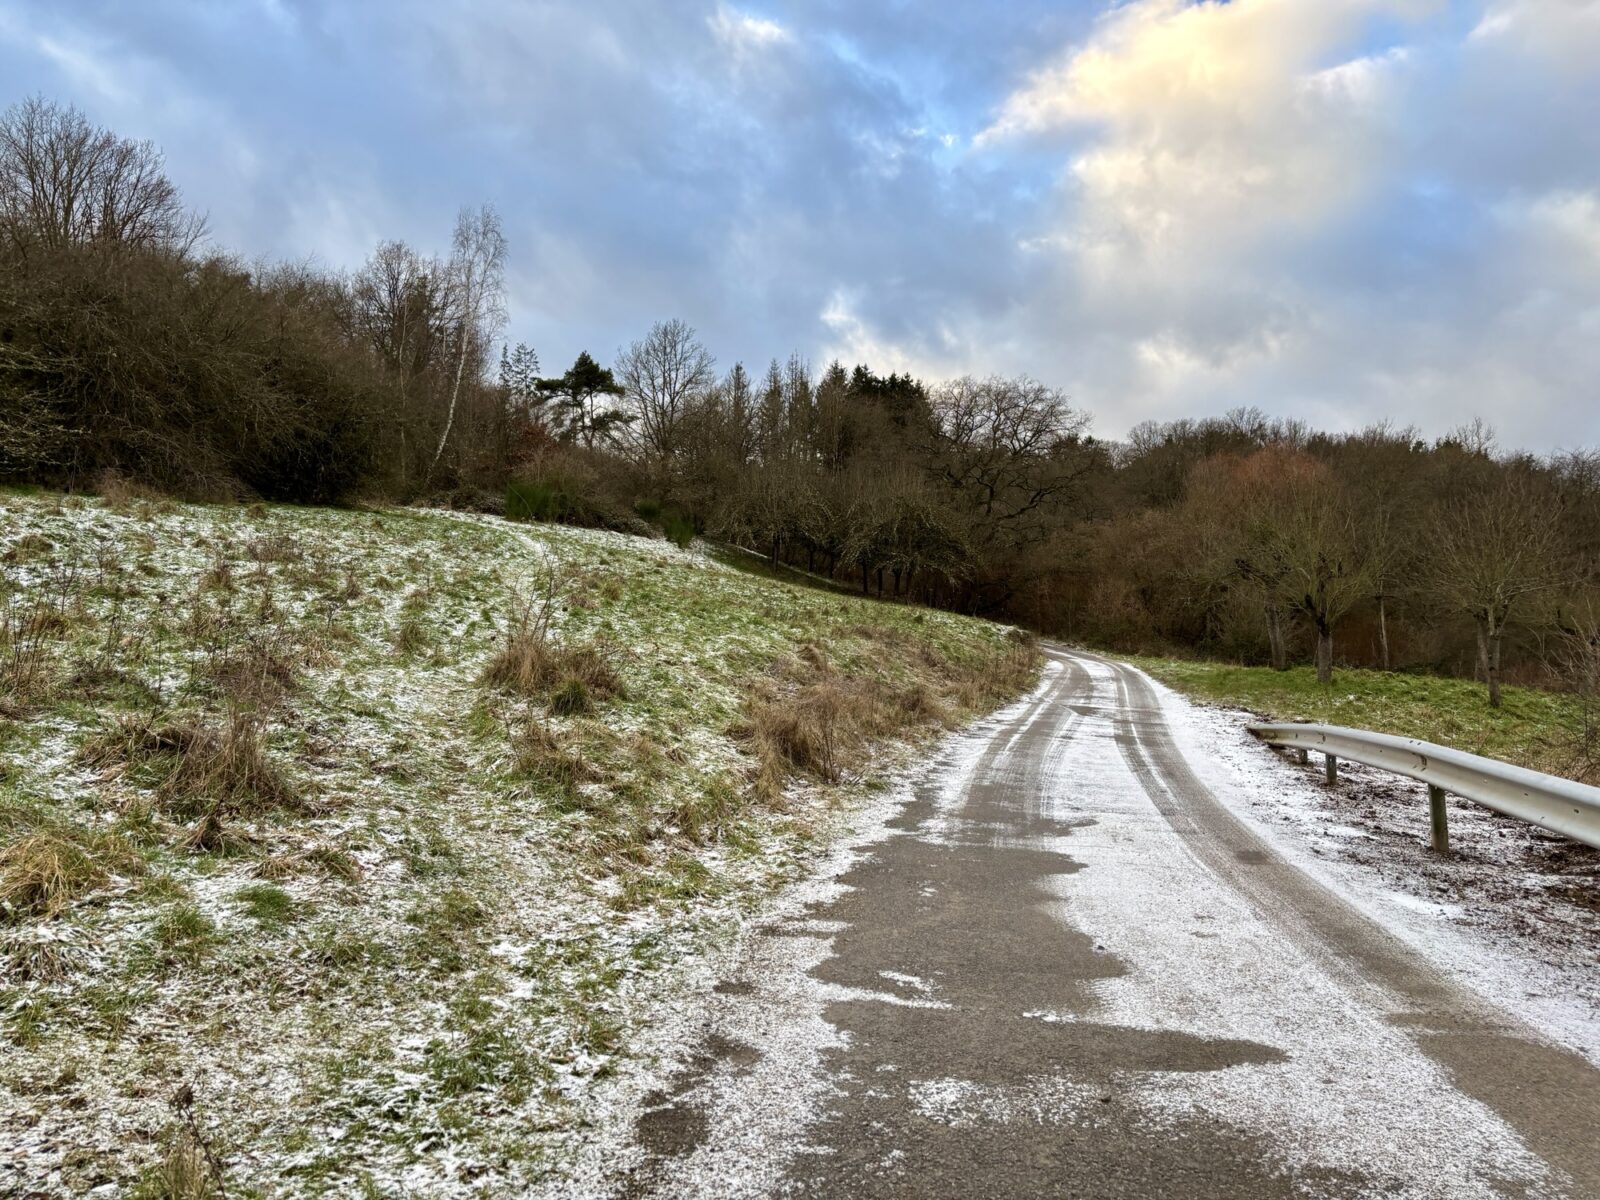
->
[535,678,1057,1198]
[1136,665,1600,1067]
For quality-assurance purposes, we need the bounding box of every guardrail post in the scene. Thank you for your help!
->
[1296,748,1308,765]
[1324,753,1338,785]
[1428,786,1450,855]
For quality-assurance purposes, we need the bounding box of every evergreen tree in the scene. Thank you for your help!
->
[536,351,630,448]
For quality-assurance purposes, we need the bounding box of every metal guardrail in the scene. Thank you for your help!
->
[1247,722,1600,853]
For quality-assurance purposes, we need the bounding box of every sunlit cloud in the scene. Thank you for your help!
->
[0,0,1595,450]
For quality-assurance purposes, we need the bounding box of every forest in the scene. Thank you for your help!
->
[4,97,1598,708]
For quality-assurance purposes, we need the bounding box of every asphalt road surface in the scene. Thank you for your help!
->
[612,648,1600,1199]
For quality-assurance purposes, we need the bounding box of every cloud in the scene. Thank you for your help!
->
[0,0,1595,451]
[927,0,1600,447]
[979,1,1424,270]
[1469,0,1600,70]
[709,4,790,55]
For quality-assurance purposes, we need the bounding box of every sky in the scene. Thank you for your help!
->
[2,0,1597,451]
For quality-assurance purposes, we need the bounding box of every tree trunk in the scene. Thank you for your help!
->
[1474,616,1490,699]
[425,322,471,488]
[1265,606,1288,672]
[1315,625,1333,684]
[1377,594,1390,671]
[861,563,870,595]
[1486,620,1504,709]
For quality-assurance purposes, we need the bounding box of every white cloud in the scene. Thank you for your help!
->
[819,0,1600,449]
[979,0,1421,269]
[1469,0,1600,69]
[1506,189,1600,263]
[709,4,790,56]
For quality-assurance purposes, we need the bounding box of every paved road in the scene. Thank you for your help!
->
[614,648,1600,1198]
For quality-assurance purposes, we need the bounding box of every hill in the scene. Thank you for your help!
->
[0,489,1035,1196]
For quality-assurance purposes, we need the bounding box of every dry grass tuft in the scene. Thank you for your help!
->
[179,810,255,855]
[1,564,81,710]
[84,710,300,818]
[737,632,1040,802]
[145,1133,221,1200]
[204,634,300,710]
[2,533,54,563]
[393,616,431,659]
[668,774,741,844]
[253,844,361,882]
[481,592,625,713]
[0,828,140,920]
[245,532,302,564]
[509,716,598,792]
[95,469,169,510]
[0,924,91,981]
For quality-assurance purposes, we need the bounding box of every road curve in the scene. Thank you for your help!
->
[610,648,1600,1199]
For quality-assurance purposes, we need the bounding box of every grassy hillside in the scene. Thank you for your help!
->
[1129,657,1593,783]
[0,489,1036,1197]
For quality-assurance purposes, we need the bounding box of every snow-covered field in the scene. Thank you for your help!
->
[0,489,1031,1197]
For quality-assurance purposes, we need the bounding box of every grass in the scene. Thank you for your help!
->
[233,882,299,926]
[0,487,1036,1196]
[1128,657,1590,780]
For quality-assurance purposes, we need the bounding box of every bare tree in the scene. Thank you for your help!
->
[350,239,452,486]
[0,96,204,262]
[616,318,715,467]
[931,376,1092,542]
[1226,448,1373,683]
[1549,591,1600,781]
[1428,477,1568,707]
[426,204,506,486]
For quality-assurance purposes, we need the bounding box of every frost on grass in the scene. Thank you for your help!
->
[0,490,1035,1197]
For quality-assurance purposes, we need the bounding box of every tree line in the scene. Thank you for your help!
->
[3,97,1597,709]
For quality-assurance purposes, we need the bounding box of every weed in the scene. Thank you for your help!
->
[481,583,625,706]
[96,470,169,511]
[179,810,255,855]
[0,557,82,710]
[306,928,386,970]
[133,1137,217,1200]
[128,1086,229,1199]
[408,886,487,934]
[200,552,235,594]
[393,616,431,659]
[668,774,742,844]
[548,677,592,716]
[509,717,596,793]
[203,633,300,711]
[0,923,91,981]
[269,844,361,882]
